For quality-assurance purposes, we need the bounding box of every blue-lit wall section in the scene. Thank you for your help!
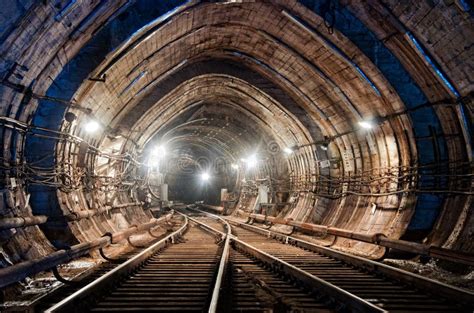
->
[300,0,449,233]
[24,0,187,247]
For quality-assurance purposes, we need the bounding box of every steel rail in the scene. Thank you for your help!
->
[183,207,232,313]
[183,209,385,313]
[227,217,474,306]
[231,236,386,313]
[176,211,226,240]
[45,215,189,312]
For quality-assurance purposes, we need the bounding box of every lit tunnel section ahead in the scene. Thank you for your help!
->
[0,0,473,312]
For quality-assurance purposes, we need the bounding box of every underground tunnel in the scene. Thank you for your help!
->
[0,0,473,311]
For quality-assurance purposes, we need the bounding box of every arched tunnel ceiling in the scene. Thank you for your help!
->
[113,59,323,142]
[0,0,472,273]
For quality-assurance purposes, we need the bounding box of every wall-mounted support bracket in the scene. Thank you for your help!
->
[52,266,82,286]
[98,247,125,264]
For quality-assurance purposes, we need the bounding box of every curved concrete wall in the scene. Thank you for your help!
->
[0,0,471,266]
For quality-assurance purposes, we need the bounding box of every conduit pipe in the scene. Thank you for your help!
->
[200,204,224,213]
[0,215,48,230]
[240,211,474,266]
[0,211,174,288]
[64,202,143,221]
[0,203,144,231]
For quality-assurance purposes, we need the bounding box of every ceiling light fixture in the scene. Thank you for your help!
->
[201,172,210,181]
[84,120,100,133]
[152,145,167,157]
[283,147,294,155]
[245,154,258,168]
[358,120,374,130]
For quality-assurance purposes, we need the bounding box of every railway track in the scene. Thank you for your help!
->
[226,248,335,312]
[224,214,474,313]
[45,214,219,312]
[31,215,181,312]
[182,211,336,312]
[89,224,220,311]
[41,207,473,312]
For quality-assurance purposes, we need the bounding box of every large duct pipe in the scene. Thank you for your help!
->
[0,203,144,230]
[0,216,48,230]
[64,202,143,221]
[0,211,174,288]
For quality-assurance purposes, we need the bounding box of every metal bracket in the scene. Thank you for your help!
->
[262,213,272,229]
[99,247,125,264]
[52,266,81,286]
[88,74,106,82]
[263,220,273,229]
[287,226,295,236]
[263,223,273,230]
[148,228,162,238]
